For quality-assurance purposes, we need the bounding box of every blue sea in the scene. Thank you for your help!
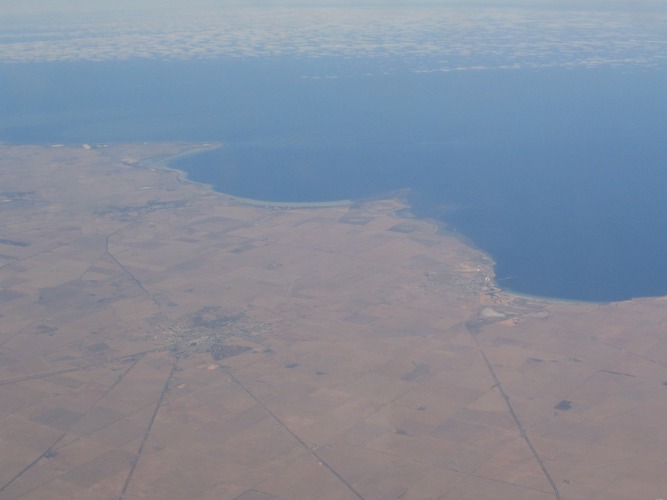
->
[2,58,667,302]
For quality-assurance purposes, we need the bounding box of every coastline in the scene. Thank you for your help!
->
[142,142,355,210]
[2,142,667,499]
[138,143,609,306]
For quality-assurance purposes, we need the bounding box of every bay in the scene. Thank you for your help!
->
[2,59,666,302]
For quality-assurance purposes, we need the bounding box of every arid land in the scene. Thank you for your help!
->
[0,143,666,500]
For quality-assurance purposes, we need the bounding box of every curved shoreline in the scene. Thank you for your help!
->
[142,142,354,209]
[137,142,624,306]
[3,144,667,500]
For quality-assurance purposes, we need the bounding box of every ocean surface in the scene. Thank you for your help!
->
[2,59,667,302]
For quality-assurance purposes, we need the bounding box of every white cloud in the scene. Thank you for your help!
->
[1,4,666,69]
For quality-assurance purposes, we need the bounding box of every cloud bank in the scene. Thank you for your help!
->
[1,5,666,70]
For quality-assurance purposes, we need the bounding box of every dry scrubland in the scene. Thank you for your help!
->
[0,143,666,499]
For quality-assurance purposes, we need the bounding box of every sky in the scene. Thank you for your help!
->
[3,0,667,14]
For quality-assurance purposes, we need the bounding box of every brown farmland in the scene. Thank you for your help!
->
[0,143,666,500]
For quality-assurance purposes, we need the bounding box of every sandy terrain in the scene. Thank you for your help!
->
[0,143,665,499]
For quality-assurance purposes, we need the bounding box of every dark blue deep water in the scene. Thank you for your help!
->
[2,59,667,302]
